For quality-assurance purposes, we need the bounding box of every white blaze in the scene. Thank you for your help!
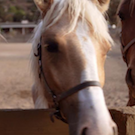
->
[76,21,113,134]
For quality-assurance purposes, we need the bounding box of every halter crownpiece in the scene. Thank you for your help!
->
[34,38,101,123]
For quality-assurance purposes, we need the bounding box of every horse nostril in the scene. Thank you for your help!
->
[81,127,88,135]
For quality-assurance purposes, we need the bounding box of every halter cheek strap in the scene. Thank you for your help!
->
[120,34,135,63]
[122,39,135,54]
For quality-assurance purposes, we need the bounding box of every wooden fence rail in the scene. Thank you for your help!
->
[0,107,135,135]
[0,109,69,135]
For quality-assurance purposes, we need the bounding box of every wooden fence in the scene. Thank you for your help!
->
[110,107,135,135]
[0,107,135,135]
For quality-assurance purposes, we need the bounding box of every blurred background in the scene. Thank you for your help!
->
[0,0,128,109]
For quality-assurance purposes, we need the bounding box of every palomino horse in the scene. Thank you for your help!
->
[118,0,135,106]
[31,0,117,135]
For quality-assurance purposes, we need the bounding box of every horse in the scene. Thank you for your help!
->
[31,0,117,135]
[118,0,135,106]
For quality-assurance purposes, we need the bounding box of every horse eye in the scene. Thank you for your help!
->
[118,12,125,21]
[46,40,59,53]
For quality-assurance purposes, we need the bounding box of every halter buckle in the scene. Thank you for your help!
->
[50,109,67,123]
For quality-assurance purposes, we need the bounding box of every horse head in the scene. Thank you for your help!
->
[32,0,117,135]
[118,0,135,106]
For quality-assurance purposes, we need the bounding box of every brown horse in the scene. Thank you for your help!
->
[118,0,135,106]
[31,0,117,135]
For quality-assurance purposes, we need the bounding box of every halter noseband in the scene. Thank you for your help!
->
[120,34,135,63]
[34,38,101,123]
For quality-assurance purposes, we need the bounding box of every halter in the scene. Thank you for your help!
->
[34,38,101,123]
[120,34,135,63]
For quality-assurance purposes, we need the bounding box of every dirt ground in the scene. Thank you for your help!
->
[0,29,129,109]
[0,43,33,109]
[104,30,128,107]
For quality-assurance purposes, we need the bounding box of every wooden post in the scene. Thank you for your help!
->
[110,107,135,135]
[10,28,13,33]
[22,28,25,35]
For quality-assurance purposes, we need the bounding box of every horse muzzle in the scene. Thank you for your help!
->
[63,87,118,135]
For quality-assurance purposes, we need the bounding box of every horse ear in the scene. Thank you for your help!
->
[34,0,53,13]
[97,0,110,13]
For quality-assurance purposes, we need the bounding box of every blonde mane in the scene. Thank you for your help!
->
[33,0,112,45]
